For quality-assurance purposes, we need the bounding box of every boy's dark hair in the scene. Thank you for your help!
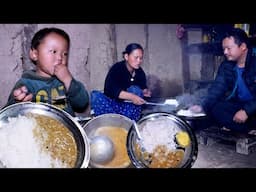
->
[31,27,70,50]
[223,27,249,47]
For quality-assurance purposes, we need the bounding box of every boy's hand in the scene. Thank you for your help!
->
[54,64,72,90]
[13,86,33,102]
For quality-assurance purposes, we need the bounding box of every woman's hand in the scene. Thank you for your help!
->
[119,91,146,105]
[130,94,146,105]
[143,89,151,97]
[13,86,33,102]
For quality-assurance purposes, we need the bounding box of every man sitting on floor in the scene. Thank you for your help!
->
[190,27,256,135]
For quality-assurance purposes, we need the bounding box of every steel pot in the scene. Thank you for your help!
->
[127,112,198,168]
[0,102,90,168]
[82,113,133,168]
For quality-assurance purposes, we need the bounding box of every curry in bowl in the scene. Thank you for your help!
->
[82,113,133,168]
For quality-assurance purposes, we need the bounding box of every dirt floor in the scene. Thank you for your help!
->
[192,136,256,168]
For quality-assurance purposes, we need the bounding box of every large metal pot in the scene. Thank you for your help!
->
[127,112,198,168]
[0,102,90,168]
[82,113,133,168]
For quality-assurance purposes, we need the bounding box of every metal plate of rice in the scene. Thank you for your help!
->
[127,112,198,168]
[0,102,90,168]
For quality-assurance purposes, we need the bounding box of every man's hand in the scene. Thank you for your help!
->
[189,105,203,113]
[233,109,248,123]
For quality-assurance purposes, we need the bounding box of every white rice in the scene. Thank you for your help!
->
[140,117,178,153]
[0,115,65,168]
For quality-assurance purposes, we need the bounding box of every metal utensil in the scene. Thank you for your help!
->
[124,100,171,106]
[89,135,115,164]
[74,116,92,127]
[132,120,146,152]
[52,95,66,104]
[133,120,142,140]
[145,101,172,106]
[125,99,179,107]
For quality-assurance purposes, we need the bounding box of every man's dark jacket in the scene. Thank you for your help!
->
[202,48,256,116]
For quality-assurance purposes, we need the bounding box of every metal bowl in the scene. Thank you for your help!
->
[82,113,133,168]
[127,112,198,168]
[0,102,90,168]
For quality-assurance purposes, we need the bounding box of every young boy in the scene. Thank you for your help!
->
[6,27,89,116]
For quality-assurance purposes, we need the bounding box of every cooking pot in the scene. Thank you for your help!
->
[82,113,133,168]
[127,112,198,168]
[0,102,90,168]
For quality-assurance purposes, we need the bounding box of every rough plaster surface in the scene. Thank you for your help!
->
[187,30,202,81]
[0,24,24,107]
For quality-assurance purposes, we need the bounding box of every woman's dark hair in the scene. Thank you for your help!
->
[31,27,70,50]
[223,27,250,47]
[122,43,144,56]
